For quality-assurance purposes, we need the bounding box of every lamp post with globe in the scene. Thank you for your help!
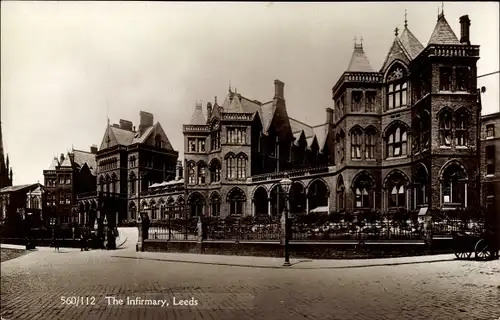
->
[280,174,292,267]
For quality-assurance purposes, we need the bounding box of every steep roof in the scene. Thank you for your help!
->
[347,44,374,72]
[72,149,97,175]
[189,104,206,125]
[48,157,59,170]
[399,26,425,59]
[428,13,460,45]
[60,156,72,167]
[0,183,38,194]
[312,124,329,150]
[289,118,314,136]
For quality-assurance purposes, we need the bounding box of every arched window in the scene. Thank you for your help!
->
[209,193,221,216]
[352,172,374,209]
[111,174,118,194]
[455,111,468,147]
[253,187,269,216]
[209,160,221,183]
[187,162,196,184]
[386,66,408,110]
[129,172,136,195]
[105,175,111,193]
[351,128,362,160]
[442,163,467,206]
[386,125,408,158]
[414,164,429,207]
[439,111,452,146]
[236,154,247,179]
[226,154,236,179]
[386,171,408,209]
[211,122,220,151]
[227,188,246,215]
[337,176,345,211]
[365,128,376,160]
[99,176,105,192]
[197,162,206,184]
[188,193,205,217]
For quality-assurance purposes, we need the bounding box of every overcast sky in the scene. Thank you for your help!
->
[1,2,499,185]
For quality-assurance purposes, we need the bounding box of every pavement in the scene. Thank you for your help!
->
[1,228,500,320]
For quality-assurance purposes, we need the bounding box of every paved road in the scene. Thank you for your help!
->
[1,233,499,320]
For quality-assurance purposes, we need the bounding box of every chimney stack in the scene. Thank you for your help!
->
[119,119,133,131]
[326,108,334,124]
[90,145,98,154]
[459,15,471,45]
[274,80,285,99]
[207,102,212,119]
[60,153,65,164]
[138,111,154,135]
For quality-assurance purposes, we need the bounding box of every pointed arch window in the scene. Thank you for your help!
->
[455,112,468,147]
[210,193,221,217]
[351,130,362,160]
[353,174,374,209]
[442,164,467,206]
[365,129,376,159]
[387,67,408,110]
[439,111,452,146]
[211,122,220,151]
[197,163,206,184]
[209,160,221,183]
[187,162,196,185]
[386,125,408,158]
[227,188,246,215]
[387,173,407,208]
[226,155,236,179]
[414,165,429,207]
[236,154,247,179]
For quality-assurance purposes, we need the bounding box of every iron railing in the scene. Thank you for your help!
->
[204,215,281,241]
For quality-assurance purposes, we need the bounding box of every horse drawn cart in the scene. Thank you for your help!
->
[452,229,497,260]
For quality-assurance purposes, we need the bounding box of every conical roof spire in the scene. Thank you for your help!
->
[428,8,460,45]
[189,102,206,125]
[399,11,424,59]
[346,36,373,72]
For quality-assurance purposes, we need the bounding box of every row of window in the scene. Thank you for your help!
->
[439,66,471,92]
[351,91,376,113]
[45,193,72,206]
[350,130,376,160]
[186,155,247,184]
[99,158,118,172]
[56,175,71,185]
[188,127,247,154]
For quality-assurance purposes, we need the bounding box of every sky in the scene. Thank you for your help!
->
[1,1,499,185]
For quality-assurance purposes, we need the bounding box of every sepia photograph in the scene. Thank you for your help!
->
[1,1,499,319]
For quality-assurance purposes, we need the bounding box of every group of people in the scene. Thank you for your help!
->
[78,227,119,251]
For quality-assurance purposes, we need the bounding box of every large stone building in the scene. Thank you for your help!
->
[43,149,97,224]
[178,11,484,218]
[72,10,498,224]
[76,112,179,226]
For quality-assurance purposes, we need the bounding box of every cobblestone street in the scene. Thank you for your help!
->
[1,240,499,320]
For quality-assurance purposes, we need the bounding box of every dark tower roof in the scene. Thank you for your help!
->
[428,12,461,45]
[346,39,374,72]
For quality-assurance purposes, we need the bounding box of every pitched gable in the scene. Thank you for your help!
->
[380,37,410,73]
[398,27,424,59]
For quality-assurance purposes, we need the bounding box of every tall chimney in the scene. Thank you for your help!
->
[90,145,98,154]
[459,15,471,45]
[138,111,154,135]
[60,153,65,164]
[119,119,133,131]
[206,102,212,119]
[326,108,334,124]
[274,80,285,99]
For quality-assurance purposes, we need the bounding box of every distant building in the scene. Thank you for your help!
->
[480,112,500,212]
[0,183,42,235]
[43,148,97,224]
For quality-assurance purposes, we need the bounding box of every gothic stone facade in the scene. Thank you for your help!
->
[181,12,485,218]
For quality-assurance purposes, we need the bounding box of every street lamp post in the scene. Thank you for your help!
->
[280,174,292,267]
[50,217,56,248]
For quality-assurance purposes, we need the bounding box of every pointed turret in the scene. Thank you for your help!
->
[398,14,424,59]
[428,11,460,45]
[346,38,374,72]
[189,102,206,125]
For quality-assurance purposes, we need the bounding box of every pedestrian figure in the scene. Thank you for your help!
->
[80,231,86,251]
